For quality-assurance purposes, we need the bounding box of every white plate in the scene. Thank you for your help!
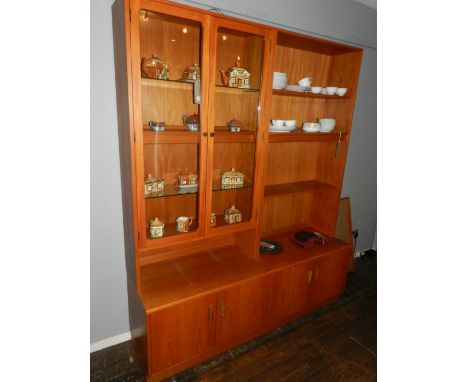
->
[269,125,296,132]
[285,85,309,92]
[178,184,198,188]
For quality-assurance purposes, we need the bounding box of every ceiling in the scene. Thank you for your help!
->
[349,0,377,10]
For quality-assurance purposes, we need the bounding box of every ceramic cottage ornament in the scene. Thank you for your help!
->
[227,118,242,132]
[220,61,250,89]
[224,205,242,224]
[178,170,198,186]
[221,168,244,188]
[181,63,201,81]
[144,174,164,196]
[141,54,169,79]
[149,217,164,238]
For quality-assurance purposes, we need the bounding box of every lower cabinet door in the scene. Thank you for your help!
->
[310,248,350,305]
[149,293,218,374]
[266,261,314,324]
[216,276,272,346]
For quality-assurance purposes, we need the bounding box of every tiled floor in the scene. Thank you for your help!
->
[91,254,376,382]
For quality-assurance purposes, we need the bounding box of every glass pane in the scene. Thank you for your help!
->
[210,27,264,228]
[139,9,202,240]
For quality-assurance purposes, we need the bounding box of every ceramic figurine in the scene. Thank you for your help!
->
[182,113,200,131]
[149,217,164,238]
[210,213,216,227]
[227,118,242,132]
[221,168,244,188]
[220,61,250,89]
[176,216,193,232]
[178,170,198,187]
[148,121,165,131]
[141,54,169,80]
[224,205,242,224]
[181,63,201,81]
[144,174,164,196]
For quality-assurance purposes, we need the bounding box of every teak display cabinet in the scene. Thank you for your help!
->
[112,0,362,380]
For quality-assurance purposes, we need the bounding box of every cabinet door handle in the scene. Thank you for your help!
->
[202,132,208,137]
[208,304,214,322]
[307,270,313,284]
[219,299,225,318]
[210,132,214,137]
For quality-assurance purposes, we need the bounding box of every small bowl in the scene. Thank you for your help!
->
[310,86,322,94]
[336,87,348,96]
[271,119,285,127]
[185,123,200,131]
[318,118,336,132]
[284,120,296,127]
[302,122,320,132]
[325,86,338,95]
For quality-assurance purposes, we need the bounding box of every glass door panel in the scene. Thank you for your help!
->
[138,9,204,241]
[209,25,265,229]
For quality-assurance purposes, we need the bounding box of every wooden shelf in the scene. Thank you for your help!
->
[145,184,198,199]
[272,89,350,99]
[264,180,335,197]
[268,131,347,143]
[212,180,253,192]
[139,236,352,311]
[143,126,200,144]
[259,229,352,270]
[213,129,257,143]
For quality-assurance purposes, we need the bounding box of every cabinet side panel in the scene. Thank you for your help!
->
[112,0,137,283]
[126,275,148,377]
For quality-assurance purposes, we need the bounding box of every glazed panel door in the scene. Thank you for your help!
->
[130,0,211,249]
[205,17,271,234]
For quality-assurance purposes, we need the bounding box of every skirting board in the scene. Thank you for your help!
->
[90,331,131,353]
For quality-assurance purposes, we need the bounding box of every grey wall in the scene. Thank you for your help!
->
[91,0,376,344]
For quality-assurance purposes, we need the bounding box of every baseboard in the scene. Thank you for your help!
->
[90,331,131,353]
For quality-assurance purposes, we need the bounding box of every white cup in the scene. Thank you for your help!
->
[310,86,322,94]
[336,88,348,96]
[271,119,284,127]
[284,120,296,127]
[325,87,338,95]
[298,77,311,87]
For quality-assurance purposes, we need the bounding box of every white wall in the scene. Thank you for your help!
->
[91,0,376,345]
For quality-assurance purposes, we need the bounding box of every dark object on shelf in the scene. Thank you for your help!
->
[259,239,283,255]
[148,121,165,131]
[141,54,169,79]
[291,231,326,248]
[182,113,200,131]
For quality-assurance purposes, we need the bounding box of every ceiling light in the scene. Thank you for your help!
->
[222,35,227,41]
[143,10,148,21]
[182,27,188,34]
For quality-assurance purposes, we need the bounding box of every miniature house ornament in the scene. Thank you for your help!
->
[221,168,244,188]
[220,61,250,89]
[144,174,164,196]
[224,205,242,224]
[178,170,198,186]
[210,212,216,227]
[227,118,242,133]
[149,217,164,238]
[141,54,169,80]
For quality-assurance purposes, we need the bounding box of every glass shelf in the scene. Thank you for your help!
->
[215,85,260,93]
[212,179,253,192]
[145,184,198,199]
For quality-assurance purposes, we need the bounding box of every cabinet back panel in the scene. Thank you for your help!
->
[216,29,264,89]
[143,143,199,185]
[265,142,338,186]
[145,194,198,225]
[270,96,325,126]
[139,10,201,82]
[211,188,253,220]
[274,46,331,87]
[260,194,312,233]
[140,79,199,125]
[212,143,256,183]
[214,91,259,131]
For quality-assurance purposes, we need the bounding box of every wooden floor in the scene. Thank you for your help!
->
[91,253,377,382]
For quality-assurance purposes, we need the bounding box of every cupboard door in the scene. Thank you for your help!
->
[216,276,271,346]
[205,17,271,233]
[266,261,314,325]
[310,249,350,305]
[149,293,217,374]
[131,1,211,248]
